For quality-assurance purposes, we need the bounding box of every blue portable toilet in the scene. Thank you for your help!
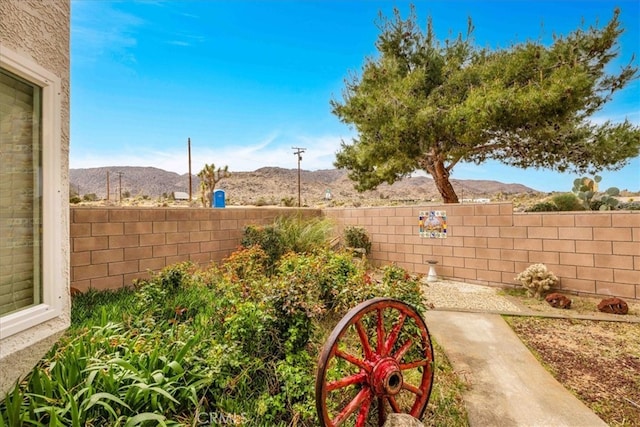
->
[213,189,225,208]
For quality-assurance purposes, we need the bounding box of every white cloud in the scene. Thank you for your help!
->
[70,132,347,174]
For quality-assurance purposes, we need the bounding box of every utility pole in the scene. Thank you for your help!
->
[117,172,124,204]
[188,137,192,201]
[106,171,110,201]
[292,147,306,207]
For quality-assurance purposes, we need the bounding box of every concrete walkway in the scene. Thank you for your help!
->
[424,310,608,427]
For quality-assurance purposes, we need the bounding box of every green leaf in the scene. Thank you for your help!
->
[123,412,167,427]
[85,392,131,411]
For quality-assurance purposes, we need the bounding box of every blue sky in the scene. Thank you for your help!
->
[71,0,639,193]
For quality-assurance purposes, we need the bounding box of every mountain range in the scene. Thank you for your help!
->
[69,166,539,206]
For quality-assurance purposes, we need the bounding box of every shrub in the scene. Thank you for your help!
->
[280,196,295,207]
[551,193,584,211]
[343,226,372,255]
[241,216,333,273]
[525,201,559,212]
[242,224,286,274]
[515,263,558,299]
[274,215,333,254]
[619,201,640,210]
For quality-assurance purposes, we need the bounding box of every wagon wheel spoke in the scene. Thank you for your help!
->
[383,313,406,356]
[388,395,401,413]
[400,359,430,370]
[355,393,373,427]
[332,388,372,427]
[376,308,385,354]
[355,319,375,361]
[335,349,370,372]
[327,372,368,392]
[402,382,423,396]
[378,397,386,426]
[393,338,413,361]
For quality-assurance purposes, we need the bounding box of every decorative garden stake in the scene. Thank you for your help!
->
[315,298,434,426]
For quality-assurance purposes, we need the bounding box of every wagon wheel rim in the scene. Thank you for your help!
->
[316,298,434,427]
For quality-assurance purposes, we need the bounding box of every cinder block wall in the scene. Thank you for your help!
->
[70,204,639,300]
[324,203,639,300]
[70,207,320,292]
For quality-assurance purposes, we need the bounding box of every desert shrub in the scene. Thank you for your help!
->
[82,193,98,201]
[241,216,333,273]
[222,245,269,284]
[69,195,82,204]
[551,193,584,211]
[242,224,286,274]
[619,201,640,210]
[281,196,295,207]
[275,215,332,254]
[515,263,558,299]
[343,225,372,255]
[525,201,559,212]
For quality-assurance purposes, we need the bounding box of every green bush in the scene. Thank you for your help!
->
[525,201,559,212]
[241,216,333,273]
[551,193,584,211]
[343,226,372,255]
[619,201,640,210]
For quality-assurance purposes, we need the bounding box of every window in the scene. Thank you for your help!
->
[0,44,64,339]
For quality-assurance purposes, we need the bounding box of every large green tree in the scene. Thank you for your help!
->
[332,7,639,203]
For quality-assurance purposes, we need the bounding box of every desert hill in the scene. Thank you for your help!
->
[69,166,539,207]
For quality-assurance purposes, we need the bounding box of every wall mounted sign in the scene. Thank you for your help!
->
[418,211,447,238]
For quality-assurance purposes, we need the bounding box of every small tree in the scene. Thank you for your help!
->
[197,163,230,207]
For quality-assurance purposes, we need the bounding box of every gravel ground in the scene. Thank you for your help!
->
[421,279,640,323]
[421,279,524,313]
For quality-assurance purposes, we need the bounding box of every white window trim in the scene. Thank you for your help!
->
[0,43,65,339]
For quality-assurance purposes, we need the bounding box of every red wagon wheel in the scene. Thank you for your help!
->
[316,298,434,427]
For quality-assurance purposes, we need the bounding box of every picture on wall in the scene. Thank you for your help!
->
[418,211,447,238]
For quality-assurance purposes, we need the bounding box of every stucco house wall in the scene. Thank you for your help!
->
[0,0,71,398]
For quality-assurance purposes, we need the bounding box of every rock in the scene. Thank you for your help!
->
[383,413,424,427]
[545,293,572,309]
[597,297,629,315]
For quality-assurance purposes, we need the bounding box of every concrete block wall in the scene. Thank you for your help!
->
[324,203,640,300]
[70,207,321,292]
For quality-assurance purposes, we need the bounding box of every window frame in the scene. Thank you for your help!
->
[0,44,64,339]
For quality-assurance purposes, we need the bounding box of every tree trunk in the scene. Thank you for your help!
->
[424,157,459,203]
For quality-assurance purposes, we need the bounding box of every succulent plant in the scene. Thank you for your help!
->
[571,175,620,210]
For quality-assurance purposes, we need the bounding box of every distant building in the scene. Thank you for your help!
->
[173,191,189,201]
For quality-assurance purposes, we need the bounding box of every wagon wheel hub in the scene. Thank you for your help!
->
[371,358,403,396]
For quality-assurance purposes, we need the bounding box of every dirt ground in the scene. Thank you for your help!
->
[504,292,640,427]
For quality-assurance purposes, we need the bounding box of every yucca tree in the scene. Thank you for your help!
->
[197,163,230,207]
